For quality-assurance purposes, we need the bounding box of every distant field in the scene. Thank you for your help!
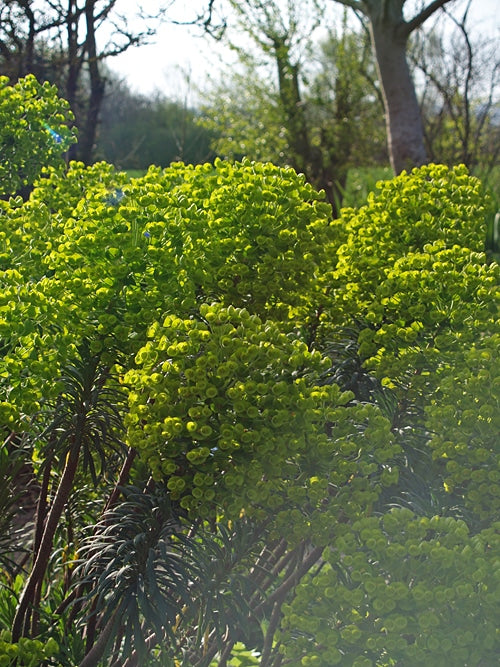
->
[342,166,393,208]
[125,169,148,178]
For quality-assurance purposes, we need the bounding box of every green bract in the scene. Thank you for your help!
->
[327,163,489,335]
[125,303,399,521]
[281,512,500,666]
[426,333,500,519]
[324,163,499,524]
[0,156,333,426]
[0,631,58,667]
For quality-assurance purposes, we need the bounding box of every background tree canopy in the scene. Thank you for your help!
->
[0,0,215,163]
[1,0,497,220]
[198,5,387,214]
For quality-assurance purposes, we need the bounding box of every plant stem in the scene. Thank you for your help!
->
[260,601,283,667]
[255,545,323,614]
[79,606,120,667]
[12,442,81,641]
[103,447,137,513]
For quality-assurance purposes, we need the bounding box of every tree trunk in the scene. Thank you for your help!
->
[78,0,105,164]
[368,15,427,173]
[274,37,311,176]
[65,0,83,161]
[79,606,120,667]
[273,37,344,215]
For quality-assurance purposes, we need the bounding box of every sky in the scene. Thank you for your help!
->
[104,0,230,98]
[108,0,500,98]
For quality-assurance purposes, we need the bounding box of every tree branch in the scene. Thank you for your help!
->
[332,0,367,13]
[79,606,120,667]
[404,0,456,36]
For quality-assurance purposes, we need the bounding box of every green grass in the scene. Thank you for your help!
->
[475,166,500,257]
[125,169,147,179]
[342,166,393,209]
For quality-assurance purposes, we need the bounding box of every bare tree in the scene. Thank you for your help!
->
[411,1,500,176]
[330,0,457,173]
[222,0,384,213]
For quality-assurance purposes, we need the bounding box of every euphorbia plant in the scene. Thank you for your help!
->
[0,74,75,197]
[1,76,498,666]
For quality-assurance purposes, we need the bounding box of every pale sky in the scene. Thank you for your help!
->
[104,0,229,98]
[108,0,500,97]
